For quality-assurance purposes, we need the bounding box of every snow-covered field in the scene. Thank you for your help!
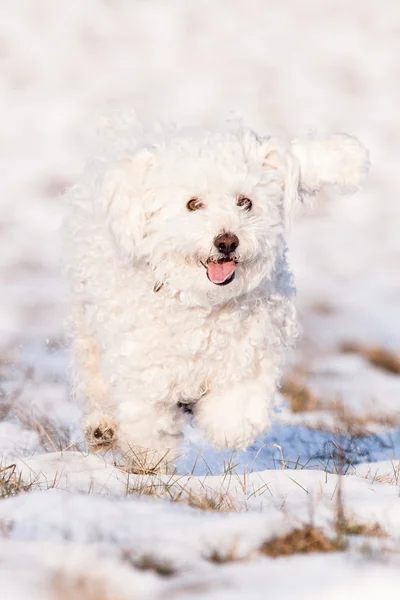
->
[1,1,400,598]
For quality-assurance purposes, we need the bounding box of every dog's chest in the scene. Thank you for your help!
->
[157,300,271,379]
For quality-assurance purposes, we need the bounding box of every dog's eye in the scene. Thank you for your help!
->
[187,197,204,211]
[237,196,252,211]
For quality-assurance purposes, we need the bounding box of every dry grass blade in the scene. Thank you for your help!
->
[254,443,285,470]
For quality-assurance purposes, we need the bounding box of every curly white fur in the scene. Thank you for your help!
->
[63,118,369,472]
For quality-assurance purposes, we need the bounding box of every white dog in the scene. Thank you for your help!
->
[64,120,369,472]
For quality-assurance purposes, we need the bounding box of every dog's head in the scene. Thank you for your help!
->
[103,127,369,305]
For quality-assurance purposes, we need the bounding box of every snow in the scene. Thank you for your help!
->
[198,555,400,600]
[14,451,127,494]
[0,541,160,600]
[1,0,400,597]
[3,456,400,598]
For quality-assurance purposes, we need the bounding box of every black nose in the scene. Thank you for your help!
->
[214,233,239,255]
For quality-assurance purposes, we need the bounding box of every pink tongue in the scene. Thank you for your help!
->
[207,261,236,284]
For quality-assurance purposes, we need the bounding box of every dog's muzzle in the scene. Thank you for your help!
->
[206,233,239,286]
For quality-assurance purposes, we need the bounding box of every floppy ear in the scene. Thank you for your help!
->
[103,148,155,262]
[290,134,370,196]
[262,138,300,217]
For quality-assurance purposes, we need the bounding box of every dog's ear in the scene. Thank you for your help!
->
[290,134,370,196]
[262,139,300,217]
[103,148,155,262]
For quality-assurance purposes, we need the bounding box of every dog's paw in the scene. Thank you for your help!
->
[85,418,118,450]
[198,418,257,451]
[195,388,271,450]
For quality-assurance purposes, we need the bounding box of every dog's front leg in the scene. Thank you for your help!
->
[195,378,274,450]
[114,398,184,474]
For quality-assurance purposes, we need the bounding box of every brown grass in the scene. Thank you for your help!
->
[311,302,336,316]
[122,551,176,577]
[283,367,400,432]
[260,471,386,559]
[0,463,31,499]
[341,343,400,375]
[335,469,386,539]
[281,376,318,413]
[0,393,12,421]
[329,400,400,435]
[208,541,239,564]
[127,464,240,512]
[182,489,237,512]
[0,463,31,537]
[283,341,400,428]
[121,446,176,476]
[261,526,345,557]
[361,461,400,485]
[128,475,238,512]
[336,520,386,537]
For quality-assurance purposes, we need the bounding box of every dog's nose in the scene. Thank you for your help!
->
[214,233,239,255]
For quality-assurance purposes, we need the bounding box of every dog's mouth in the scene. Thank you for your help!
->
[206,258,237,286]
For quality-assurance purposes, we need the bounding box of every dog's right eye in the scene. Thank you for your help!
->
[187,198,204,211]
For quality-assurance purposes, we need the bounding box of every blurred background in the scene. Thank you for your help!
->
[1,0,399,461]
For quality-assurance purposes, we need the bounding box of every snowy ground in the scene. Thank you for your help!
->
[1,1,400,598]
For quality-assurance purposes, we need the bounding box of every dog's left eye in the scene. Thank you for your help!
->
[187,197,204,211]
[237,196,252,211]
